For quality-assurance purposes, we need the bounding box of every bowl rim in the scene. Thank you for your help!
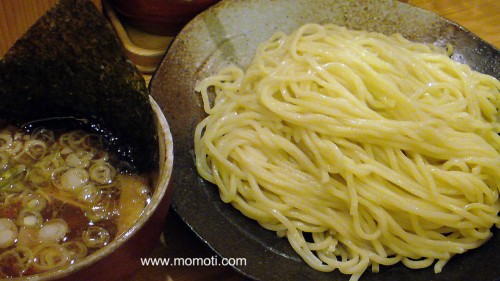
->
[10,96,174,281]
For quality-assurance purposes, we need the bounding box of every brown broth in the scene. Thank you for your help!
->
[0,126,152,277]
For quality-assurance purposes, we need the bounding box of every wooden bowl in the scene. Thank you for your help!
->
[109,0,220,35]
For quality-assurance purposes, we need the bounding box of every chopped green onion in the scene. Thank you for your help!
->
[0,165,26,189]
[0,218,18,248]
[89,162,116,185]
[38,220,68,243]
[17,209,43,228]
[82,226,110,248]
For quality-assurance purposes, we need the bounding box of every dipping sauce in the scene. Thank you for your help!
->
[0,126,152,277]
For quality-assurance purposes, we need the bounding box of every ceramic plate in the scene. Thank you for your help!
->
[150,0,499,280]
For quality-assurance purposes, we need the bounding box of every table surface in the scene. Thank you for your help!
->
[127,1,499,281]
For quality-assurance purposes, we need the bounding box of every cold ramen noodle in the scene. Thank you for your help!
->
[194,23,500,280]
[0,126,152,277]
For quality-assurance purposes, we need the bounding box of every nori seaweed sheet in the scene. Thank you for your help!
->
[0,0,158,172]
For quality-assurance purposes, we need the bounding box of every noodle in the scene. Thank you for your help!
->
[194,23,500,280]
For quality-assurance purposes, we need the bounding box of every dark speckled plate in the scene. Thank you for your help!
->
[150,0,499,280]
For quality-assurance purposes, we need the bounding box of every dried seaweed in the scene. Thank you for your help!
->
[0,0,158,172]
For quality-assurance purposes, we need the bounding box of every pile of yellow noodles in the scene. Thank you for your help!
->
[194,23,500,281]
